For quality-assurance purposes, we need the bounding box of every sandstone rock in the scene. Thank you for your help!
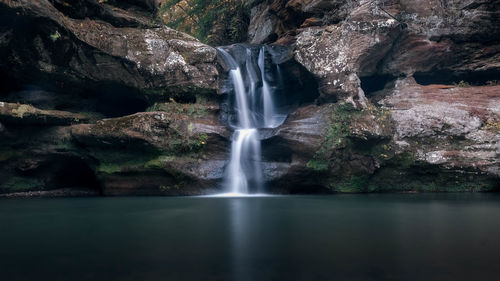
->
[380,77,500,176]
[294,5,401,105]
[287,0,344,15]
[247,2,280,44]
[49,0,161,28]
[0,0,219,112]
[261,104,330,190]
[251,0,500,105]
[300,17,323,28]
[70,109,230,195]
[0,101,90,125]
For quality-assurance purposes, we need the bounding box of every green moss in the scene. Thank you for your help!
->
[144,155,177,169]
[392,153,416,168]
[147,102,208,118]
[306,159,329,171]
[49,30,61,42]
[307,103,362,171]
[328,175,376,193]
[0,149,18,162]
[2,177,42,191]
[186,132,208,152]
[453,80,471,87]
[97,163,123,174]
[369,165,500,193]
[78,111,105,121]
[91,149,160,174]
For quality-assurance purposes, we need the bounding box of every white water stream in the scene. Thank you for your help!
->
[217,46,286,195]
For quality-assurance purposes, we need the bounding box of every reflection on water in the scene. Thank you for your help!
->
[1,194,500,281]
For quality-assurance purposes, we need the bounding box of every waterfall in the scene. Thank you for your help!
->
[217,45,286,195]
[258,47,275,128]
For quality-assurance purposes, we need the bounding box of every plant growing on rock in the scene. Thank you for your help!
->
[307,103,362,171]
[158,0,248,45]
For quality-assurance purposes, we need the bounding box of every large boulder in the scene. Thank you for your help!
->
[380,78,500,177]
[70,106,230,195]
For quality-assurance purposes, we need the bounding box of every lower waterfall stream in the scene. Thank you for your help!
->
[217,46,286,195]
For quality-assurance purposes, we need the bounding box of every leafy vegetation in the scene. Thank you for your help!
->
[49,30,61,42]
[306,103,362,171]
[158,0,248,45]
[329,175,377,193]
[484,119,500,132]
[453,80,471,87]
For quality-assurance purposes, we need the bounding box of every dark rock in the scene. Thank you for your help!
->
[0,0,219,114]
[70,110,230,195]
[247,2,280,44]
[300,17,323,28]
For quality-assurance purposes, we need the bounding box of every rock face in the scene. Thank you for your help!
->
[1,0,499,195]
[242,0,500,192]
[381,78,500,177]
[262,82,500,193]
[0,0,226,196]
[250,0,500,105]
[70,108,230,195]
[0,102,230,196]
[0,0,219,116]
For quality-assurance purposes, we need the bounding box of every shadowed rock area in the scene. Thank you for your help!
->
[0,0,499,196]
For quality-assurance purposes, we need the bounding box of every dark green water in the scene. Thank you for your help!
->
[1,194,500,281]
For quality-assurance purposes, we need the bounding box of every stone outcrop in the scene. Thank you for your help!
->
[0,101,231,196]
[381,78,500,177]
[249,0,499,105]
[0,0,225,196]
[70,107,230,195]
[261,82,500,193]
[294,8,400,105]
[0,0,219,116]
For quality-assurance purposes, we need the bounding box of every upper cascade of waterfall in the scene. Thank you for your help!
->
[217,45,287,130]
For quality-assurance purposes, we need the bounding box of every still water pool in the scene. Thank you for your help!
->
[1,194,500,281]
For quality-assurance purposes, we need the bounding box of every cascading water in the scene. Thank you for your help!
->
[217,46,286,195]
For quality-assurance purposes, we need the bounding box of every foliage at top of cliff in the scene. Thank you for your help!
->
[157,0,249,45]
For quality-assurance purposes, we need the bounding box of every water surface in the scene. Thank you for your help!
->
[1,194,500,281]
